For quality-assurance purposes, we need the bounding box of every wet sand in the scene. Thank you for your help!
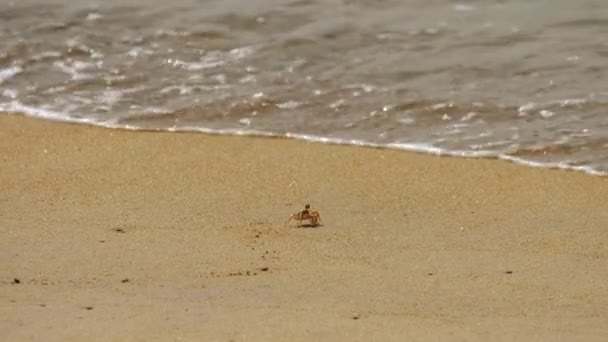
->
[1,114,607,341]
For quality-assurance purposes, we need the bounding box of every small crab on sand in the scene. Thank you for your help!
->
[287,204,321,227]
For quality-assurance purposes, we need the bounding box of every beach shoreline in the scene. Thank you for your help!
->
[2,114,607,341]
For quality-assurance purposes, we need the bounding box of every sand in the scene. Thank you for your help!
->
[1,114,607,341]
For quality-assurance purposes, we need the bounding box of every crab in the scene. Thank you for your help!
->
[287,204,321,227]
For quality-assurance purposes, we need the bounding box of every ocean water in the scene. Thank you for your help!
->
[1,0,607,175]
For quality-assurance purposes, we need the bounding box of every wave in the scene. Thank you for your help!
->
[2,103,606,177]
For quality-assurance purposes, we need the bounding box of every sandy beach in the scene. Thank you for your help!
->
[1,114,607,341]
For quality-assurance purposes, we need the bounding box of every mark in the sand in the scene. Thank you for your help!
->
[113,228,126,233]
[352,314,360,320]
[249,220,270,227]
[121,278,129,283]
[210,269,263,278]
[505,270,513,274]
[99,240,105,243]
[428,273,434,276]
[84,306,94,310]
[13,278,21,284]
[39,304,46,307]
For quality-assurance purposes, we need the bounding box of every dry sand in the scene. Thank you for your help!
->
[1,114,607,341]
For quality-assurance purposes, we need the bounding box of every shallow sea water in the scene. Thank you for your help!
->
[1,0,607,175]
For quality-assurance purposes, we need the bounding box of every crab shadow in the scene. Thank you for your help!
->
[296,224,323,228]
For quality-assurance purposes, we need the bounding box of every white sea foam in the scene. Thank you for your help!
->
[500,155,608,176]
[2,89,18,99]
[453,4,475,11]
[53,61,94,80]
[276,101,303,109]
[0,66,23,84]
